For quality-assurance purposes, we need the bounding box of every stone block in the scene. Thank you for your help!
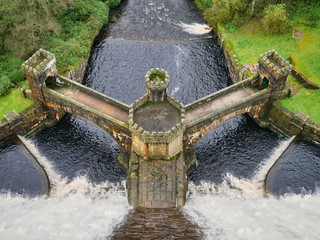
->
[4,110,20,125]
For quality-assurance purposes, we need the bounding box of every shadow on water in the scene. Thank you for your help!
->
[31,114,126,184]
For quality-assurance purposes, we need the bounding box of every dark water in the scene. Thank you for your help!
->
[0,139,42,196]
[1,0,320,196]
[32,115,125,183]
[84,40,229,105]
[266,139,320,196]
[190,115,282,184]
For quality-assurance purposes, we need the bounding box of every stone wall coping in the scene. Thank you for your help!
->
[185,75,258,111]
[185,88,271,131]
[44,88,129,130]
[57,74,130,112]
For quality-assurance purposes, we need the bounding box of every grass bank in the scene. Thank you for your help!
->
[220,18,320,123]
[0,85,33,119]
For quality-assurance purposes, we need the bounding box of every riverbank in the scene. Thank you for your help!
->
[217,29,320,143]
[0,0,122,121]
[196,1,320,143]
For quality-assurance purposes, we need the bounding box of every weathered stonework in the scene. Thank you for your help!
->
[127,69,187,208]
[19,49,304,209]
[22,49,57,101]
[0,101,63,142]
[258,49,293,91]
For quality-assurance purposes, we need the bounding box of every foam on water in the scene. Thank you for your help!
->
[2,137,319,240]
[0,137,129,240]
[184,183,320,240]
[177,22,212,35]
[184,137,320,239]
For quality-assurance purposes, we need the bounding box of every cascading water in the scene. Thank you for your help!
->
[1,0,320,239]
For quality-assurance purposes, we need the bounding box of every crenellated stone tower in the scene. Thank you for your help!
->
[258,49,293,91]
[127,68,187,208]
[22,49,57,101]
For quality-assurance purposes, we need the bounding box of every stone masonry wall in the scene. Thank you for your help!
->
[0,102,57,141]
[268,102,320,142]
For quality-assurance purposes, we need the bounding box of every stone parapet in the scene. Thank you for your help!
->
[0,101,61,141]
[58,74,130,112]
[185,75,258,111]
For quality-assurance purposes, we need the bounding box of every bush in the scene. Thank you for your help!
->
[0,56,24,85]
[204,0,249,29]
[0,76,13,96]
[194,0,213,10]
[262,4,290,34]
[106,0,121,8]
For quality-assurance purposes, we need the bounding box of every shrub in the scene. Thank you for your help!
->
[194,0,213,10]
[0,56,24,85]
[0,76,13,96]
[262,4,290,34]
[106,0,121,8]
[225,22,237,33]
[204,0,249,29]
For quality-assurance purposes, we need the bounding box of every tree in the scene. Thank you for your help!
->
[262,4,290,34]
[0,0,73,58]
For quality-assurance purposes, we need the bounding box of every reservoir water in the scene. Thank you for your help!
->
[1,0,320,239]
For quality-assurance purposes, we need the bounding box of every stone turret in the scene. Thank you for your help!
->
[145,68,169,103]
[22,49,57,101]
[258,49,293,90]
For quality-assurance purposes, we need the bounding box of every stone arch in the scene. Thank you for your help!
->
[183,103,267,153]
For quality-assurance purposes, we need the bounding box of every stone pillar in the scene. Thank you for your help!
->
[22,49,57,101]
[145,68,169,103]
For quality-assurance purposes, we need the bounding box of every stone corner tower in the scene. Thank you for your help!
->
[22,49,57,101]
[258,49,293,91]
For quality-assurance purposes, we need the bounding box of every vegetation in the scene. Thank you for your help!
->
[262,4,290,34]
[0,86,34,119]
[0,0,121,95]
[281,75,320,122]
[196,0,320,123]
[0,0,121,118]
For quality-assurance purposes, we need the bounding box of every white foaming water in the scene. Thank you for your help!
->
[178,22,212,35]
[0,137,129,240]
[184,137,320,239]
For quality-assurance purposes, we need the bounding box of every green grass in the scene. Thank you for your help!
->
[291,28,320,86]
[280,75,320,122]
[221,18,299,64]
[221,18,320,123]
[281,88,320,122]
[0,86,34,120]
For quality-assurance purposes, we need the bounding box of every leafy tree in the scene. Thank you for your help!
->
[204,0,249,29]
[0,0,73,58]
[0,75,13,96]
[262,4,290,34]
